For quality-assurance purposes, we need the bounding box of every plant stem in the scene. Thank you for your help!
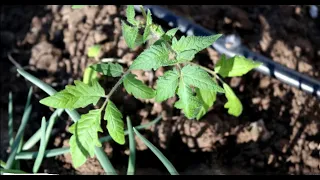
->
[187,62,225,84]
[100,70,131,110]
[126,117,136,175]
[140,5,147,20]
[175,63,181,71]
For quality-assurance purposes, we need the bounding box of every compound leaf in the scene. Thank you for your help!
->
[223,83,243,117]
[172,34,222,62]
[181,65,224,93]
[214,55,262,78]
[123,73,155,99]
[90,63,123,77]
[122,21,139,49]
[155,68,180,102]
[174,80,202,119]
[69,109,103,168]
[196,88,216,120]
[104,101,125,145]
[40,80,105,109]
[146,9,152,25]
[126,5,137,26]
[130,43,172,71]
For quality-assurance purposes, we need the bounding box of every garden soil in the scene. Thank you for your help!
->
[0,5,319,175]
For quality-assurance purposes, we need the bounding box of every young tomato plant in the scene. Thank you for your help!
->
[39,5,262,168]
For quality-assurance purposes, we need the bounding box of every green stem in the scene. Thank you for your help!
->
[126,117,136,175]
[140,5,147,20]
[94,147,117,175]
[5,105,32,169]
[22,109,64,151]
[100,70,131,111]
[133,128,179,175]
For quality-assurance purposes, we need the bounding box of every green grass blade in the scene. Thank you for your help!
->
[0,168,27,174]
[5,105,32,169]
[133,128,179,175]
[13,87,33,170]
[15,116,162,160]
[94,147,117,175]
[32,117,47,173]
[0,160,6,168]
[126,117,136,175]
[134,115,162,130]
[8,92,13,147]
[15,147,69,160]
[22,109,64,151]
[13,140,23,170]
[17,69,80,122]
[22,129,42,151]
[45,109,62,146]
[24,87,33,113]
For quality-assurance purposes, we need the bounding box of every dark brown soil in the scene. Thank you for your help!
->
[0,5,319,175]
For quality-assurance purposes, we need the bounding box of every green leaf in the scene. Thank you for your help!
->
[174,80,202,119]
[40,80,105,109]
[223,83,243,117]
[162,28,179,42]
[69,109,103,168]
[153,39,167,46]
[176,49,197,62]
[171,34,221,63]
[151,24,165,37]
[90,62,123,77]
[143,25,151,43]
[165,28,179,38]
[172,37,177,45]
[72,5,86,9]
[104,101,125,145]
[134,34,144,47]
[130,43,172,71]
[88,45,101,58]
[146,9,152,25]
[172,34,222,54]
[83,66,98,84]
[0,160,6,168]
[122,21,139,49]
[214,55,262,77]
[123,73,155,99]
[181,65,224,93]
[32,117,47,173]
[155,68,180,102]
[126,5,137,26]
[196,88,216,120]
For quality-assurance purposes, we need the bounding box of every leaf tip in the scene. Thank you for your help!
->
[39,98,47,106]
